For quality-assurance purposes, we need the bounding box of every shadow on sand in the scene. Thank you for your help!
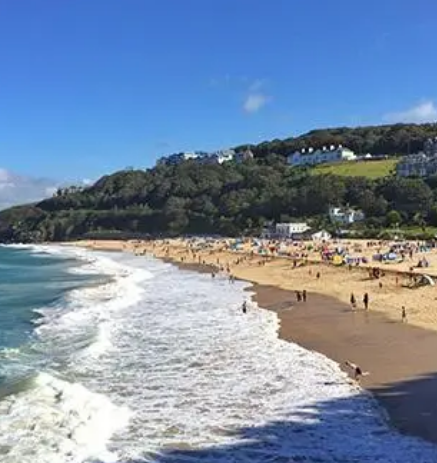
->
[113,374,437,463]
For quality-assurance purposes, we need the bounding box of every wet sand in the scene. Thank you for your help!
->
[252,284,437,443]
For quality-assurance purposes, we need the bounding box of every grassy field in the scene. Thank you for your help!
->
[311,159,398,179]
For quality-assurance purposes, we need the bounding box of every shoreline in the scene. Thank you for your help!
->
[168,258,437,444]
[71,239,437,446]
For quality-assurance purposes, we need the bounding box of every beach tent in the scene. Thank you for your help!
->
[332,255,343,266]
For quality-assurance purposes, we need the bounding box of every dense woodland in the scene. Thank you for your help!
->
[3,123,437,243]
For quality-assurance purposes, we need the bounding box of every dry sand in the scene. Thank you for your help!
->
[70,238,437,443]
[74,238,437,331]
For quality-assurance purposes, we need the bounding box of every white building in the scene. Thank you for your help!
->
[159,149,237,166]
[159,151,208,165]
[212,149,235,164]
[396,138,437,178]
[287,145,356,167]
[235,149,254,163]
[424,137,437,157]
[275,222,311,238]
[312,230,332,241]
[329,207,365,225]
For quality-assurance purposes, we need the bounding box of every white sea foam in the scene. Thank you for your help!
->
[0,372,131,463]
[2,246,437,462]
[0,245,150,463]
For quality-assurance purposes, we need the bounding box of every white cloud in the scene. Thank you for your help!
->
[44,186,58,197]
[0,169,60,210]
[0,170,96,211]
[384,101,437,123]
[243,93,270,114]
[208,74,231,87]
[209,75,271,114]
[248,79,265,92]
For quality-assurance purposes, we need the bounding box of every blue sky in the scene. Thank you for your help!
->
[0,0,437,187]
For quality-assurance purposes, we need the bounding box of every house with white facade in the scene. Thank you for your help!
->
[396,151,437,178]
[158,151,208,165]
[287,145,356,167]
[396,153,430,177]
[329,207,365,225]
[424,137,437,157]
[396,138,437,178]
[275,222,311,238]
[235,149,254,163]
[212,149,235,164]
[158,149,237,166]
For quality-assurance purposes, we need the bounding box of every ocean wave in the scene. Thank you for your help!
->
[0,371,130,463]
[28,245,153,363]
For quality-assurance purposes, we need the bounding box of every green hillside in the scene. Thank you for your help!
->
[311,159,398,179]
[2,121,437,243]
[0,157,436,242]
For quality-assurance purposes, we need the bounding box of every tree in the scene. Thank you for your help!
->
[386,210,402,227]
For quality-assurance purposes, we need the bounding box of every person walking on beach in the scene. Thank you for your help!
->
[296,291,302,302]
[345,361,369,383]
[363,292,369,310]
[402,305,407,323]
[302,290,307,302]
[350,293,356,310]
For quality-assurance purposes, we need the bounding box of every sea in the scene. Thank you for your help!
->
[1,244,437,463]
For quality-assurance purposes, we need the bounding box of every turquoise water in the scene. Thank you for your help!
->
[0,245,105,378]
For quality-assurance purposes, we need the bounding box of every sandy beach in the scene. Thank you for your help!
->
[75,237,437,331]
[71,237,437,444]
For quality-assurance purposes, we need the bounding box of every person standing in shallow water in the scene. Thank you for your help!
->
[363,292,369,310]
[402,306,407,323]
[350,293,356,309]
[242,301,247,314]
[302,290,307,302]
